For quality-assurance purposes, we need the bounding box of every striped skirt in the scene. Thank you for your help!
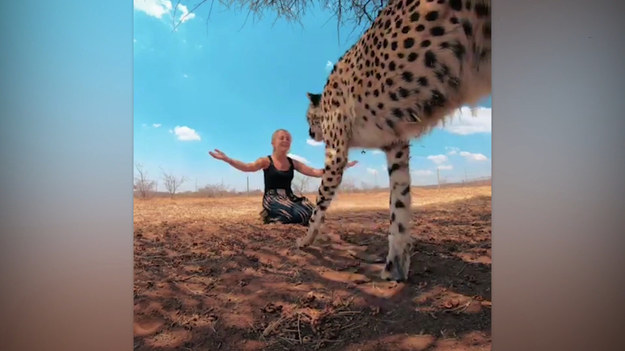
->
[260,189,315,225]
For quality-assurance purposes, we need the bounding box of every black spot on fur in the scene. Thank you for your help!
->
[451,41,466,60]
[402,71,414,82]
[450,17,459,24]
[410,12,420,22]
[448,76,460,89]
[378,102,384,109]
[430,26,445,36]
[398,223,405,233]
[483,23,491,38]
[395,200,406,208]
[392,108,403,118]
[424,50,437,67]
[402,26,411,34]
[462,20,473,36]
[386,119,395,129]
[391,41,398,50]
[425,11,438,21]
[475,3,489,17]
[389,92,399,101]
[416,24,425,31]
[388,163,401,175]
[395,151,404,159]
[401,186,410,195]
[389,61,396,71]
[431,89,447,106]
[421,40,431,47]
[399,87,410,98]
[407,52,418,62]
[450,0,462,11]
[423,103,432,116]
[386,78,394,86]
[391,212,396,222]
[418,76,428,86]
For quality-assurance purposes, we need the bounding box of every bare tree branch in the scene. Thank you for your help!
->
[168,0,390,35]
[134,163,156,199]
[173,0,210,32]
[161,169,187,198]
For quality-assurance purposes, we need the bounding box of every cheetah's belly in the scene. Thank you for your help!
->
[349,122,403,149]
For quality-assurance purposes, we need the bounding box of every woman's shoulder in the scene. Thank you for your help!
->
[257,156,271,169]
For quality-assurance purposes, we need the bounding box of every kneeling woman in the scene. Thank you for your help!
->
[209,129,357,225]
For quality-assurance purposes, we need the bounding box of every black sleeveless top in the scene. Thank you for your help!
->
[263,155,294,193]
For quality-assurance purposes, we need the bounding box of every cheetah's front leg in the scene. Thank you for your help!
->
[380,142,413,282]
[296,146,348,248]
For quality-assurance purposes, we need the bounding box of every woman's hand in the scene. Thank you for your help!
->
[346,160,359,168]
[209,149,229,162]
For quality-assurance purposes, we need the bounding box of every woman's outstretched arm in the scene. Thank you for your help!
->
[209,149,269,172]
[293,159,358,178]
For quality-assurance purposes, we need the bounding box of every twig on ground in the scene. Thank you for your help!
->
[263,316,286,337]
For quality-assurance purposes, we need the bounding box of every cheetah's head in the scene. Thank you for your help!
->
[306,92,324,142]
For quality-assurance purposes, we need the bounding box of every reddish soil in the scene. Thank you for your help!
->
[134,185,491,350]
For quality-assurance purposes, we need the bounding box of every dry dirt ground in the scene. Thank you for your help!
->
[134,185,491,350]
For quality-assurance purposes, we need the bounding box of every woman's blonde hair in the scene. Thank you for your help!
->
[271,129,291,142]
[271,129,291,152]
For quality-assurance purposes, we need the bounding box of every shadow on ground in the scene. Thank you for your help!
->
[133,195,492,350]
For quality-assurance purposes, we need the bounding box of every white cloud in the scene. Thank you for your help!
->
[372,150,384,155]
[325,60,334,72]
[183,73,189,78]
[412,169,434,176]
[427,154,448,165]
[134,0,172,19]
[173,126,201,141]
[438,164,454,170]
[134,0,196,26]
[439,106,492,135]
[306,139,324,146]
[366,168,379,175]
[152,123,161,128]
[445,146,460,155]
[176,4,196,23]
[460,151,488,161]
[288,153,310,164]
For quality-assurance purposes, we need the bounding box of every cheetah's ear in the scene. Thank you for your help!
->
[307,92,321,107]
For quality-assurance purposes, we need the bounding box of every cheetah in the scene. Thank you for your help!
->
[296,0,491,282]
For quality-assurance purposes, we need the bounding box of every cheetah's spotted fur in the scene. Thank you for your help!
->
[297,0,491,282]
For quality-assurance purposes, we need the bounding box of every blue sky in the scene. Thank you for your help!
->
[133,0,492,192]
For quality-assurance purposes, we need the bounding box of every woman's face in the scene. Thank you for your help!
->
[272,131,292,153]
